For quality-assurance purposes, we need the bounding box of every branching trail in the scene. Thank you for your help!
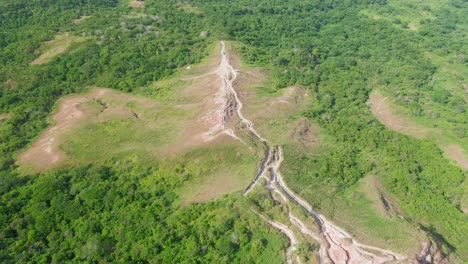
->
[214,41,405,263]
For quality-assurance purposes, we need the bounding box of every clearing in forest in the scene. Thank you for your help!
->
[17,86,191,173]
[177,3,202,14]
[0,113,10,121]
[18,88,124,171]
[318,175,425,255]
[370,91,468,169]
[30,33,88,65]
[18,42,319,204]
[369,92,430,139]
[129,0,145,8]
[360,0,448,31]
[72,16,91,24]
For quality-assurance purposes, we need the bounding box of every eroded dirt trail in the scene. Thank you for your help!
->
[214,41,406,263]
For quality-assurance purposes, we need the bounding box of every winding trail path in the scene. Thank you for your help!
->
[213,41,405,263]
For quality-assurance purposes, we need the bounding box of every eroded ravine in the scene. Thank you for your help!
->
[214,41,405,263]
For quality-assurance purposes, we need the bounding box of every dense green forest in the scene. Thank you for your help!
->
[0,0,467,262]
[1,158,286,263]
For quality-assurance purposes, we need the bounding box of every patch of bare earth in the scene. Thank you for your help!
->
[0,113,10,121]
[408,23,419,31]
[72,16,91,24]
[17,89,110,171]
[414,240,450,264]
[441,144,468,169]
[289,119,320,149]
[177,3,202,14]
[164,46,245,157]
[17,88,156,172]
[370,92,468,170]
[129,0,145,8]
[369,93,429,139]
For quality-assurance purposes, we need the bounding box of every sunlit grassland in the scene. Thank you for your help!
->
[30,33,89,65]
[280,139,426,254]
[176,145,258,204]
[359,0,449,30]
[318,176,425,255]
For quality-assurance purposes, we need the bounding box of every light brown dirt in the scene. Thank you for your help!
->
[413,240,450,264]
[0,113,10,120]
[408,23,420,31]
[72,16,91,24]
[129,0,145,8]
[17,88,158,171]
[4,79,17,89]
[17,89,111,170]
[441,144,468,169]
[369,93,429,139]
[163,46,243,156]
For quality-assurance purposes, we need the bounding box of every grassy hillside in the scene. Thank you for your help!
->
[0,0,467,262]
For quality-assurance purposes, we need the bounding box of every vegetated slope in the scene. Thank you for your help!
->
[0,158,287,263]
[370,91,468,169]
[361,0,467,149]
[0,0,467,263]
[17,45,262,204]
[189,0,467,260]
[30,33,88,65]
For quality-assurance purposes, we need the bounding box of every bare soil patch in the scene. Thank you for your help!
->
[183,171,238,204]
[17,88,160,172]
[0,113,11,121]
[72,16,91,24]
[441,144,468,169]
[177,3,202,14]
[408,23,420,31]
[162,46,239,156]
[129,0,145,8]
[369,93,429,139]
[17,89,111,171]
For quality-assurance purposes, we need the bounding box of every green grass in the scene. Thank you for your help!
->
[31,33,89,65]
[281,141,426,254]
[360,0,467,153]
[319,177,425,254]
[373,89,468,158]
[62,119,174,162]
[359,0,447,30]
[175,144,259,204]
